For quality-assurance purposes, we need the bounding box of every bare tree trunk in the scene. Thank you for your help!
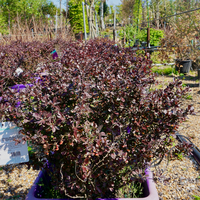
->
[89,1,96,39]
[156,2,159,29]
[60,0,62,31]
[8,11,11,35]
[85,0,90,34]
[66,0,68,22]
[100,1,105,30]
[32,16,37,35]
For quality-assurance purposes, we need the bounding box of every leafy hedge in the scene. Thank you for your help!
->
[118,26,164,47]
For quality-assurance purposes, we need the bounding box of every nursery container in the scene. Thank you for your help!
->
[175,60,192,74]
[26,168,159,200]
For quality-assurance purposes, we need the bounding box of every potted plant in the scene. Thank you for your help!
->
[0,38,193,199]
[26,168,159,199]
[160,8,200,74]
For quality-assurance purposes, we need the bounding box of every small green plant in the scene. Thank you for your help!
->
[136,28,164,46]
[169,136,176,147]
[12,195,21,199]
[151,51,169,64]
[136,49,145,55]
[175,152,184,160]
[118,26,164,47]
[182,83,187,87]
[193,195,200,200]
[186,94,193,100]
[151,67,174,75]
[117,181,143,198]
[7,179,12,182]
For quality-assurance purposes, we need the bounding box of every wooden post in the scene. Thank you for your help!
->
[80,31,83,40]
[113,30,115,41]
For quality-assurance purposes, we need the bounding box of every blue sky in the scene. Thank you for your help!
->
[51,0,121,10]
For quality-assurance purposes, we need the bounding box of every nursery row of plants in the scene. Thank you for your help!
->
[0,38,195,199]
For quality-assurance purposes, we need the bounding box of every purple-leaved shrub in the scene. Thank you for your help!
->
[0,38,193,198]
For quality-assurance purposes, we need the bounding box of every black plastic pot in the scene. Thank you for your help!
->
[141,42,147,47]
[176,133,200,165]
[134,39,140,47]
[175,59,192,74]
[198,69,200,80]
[75,32,83,40]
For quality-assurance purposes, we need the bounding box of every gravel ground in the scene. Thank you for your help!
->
[0,73,200,200]
[152,73,200,200]
[0,164,39,199]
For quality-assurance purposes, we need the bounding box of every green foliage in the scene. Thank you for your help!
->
[101,31,111,38]
[175,152,184,160]
[185,94,193,100]
[68,0,89,34]
[150,51,171,64]
[96,1,109,17]
[132,0,142,29]
[182,83,187,87]
[137,28,164,46]
[118,25,137,46]
[0,14,8,35]
[0,0,56,33]
[151,67,174,75]
[118,26,164,47]
[193,195,200,200]
[118,181,143,198]
[41,2,57,17]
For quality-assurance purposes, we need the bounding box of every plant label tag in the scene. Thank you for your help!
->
[0,122,29,166]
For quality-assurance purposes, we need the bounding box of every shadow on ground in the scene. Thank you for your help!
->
[0,173,29,199]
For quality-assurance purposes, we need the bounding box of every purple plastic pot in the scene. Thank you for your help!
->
[25,168,159,200]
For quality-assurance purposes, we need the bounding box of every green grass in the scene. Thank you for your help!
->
[151,66,187,76]
[151,67,175,75]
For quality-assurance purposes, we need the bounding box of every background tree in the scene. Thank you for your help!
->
[96,0,109,17]
[41,2,57,18]
[0,0,57,34]
[0,13,8,35]
[120,0,135,24]
[68,0,89,34]
[132,0,142,30]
